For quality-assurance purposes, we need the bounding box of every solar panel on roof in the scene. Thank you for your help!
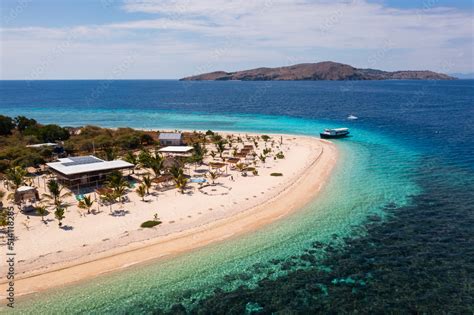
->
[62,156,103,167]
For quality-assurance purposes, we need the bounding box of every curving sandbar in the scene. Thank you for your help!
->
[0,133,337,298]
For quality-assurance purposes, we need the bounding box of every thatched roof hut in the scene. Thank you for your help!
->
[14,186,39,203]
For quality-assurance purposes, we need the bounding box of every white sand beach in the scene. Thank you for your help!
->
[0,133,337,297]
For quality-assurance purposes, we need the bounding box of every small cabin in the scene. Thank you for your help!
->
[159,133,183,146]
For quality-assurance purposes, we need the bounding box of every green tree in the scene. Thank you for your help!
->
[139,150,164,178]
[191,142,206,165]
[216,140,227,160]
[140,133,155,146]
[169,165,187,194]
[78,195,94,214]
[175,175,188,194]
[123,151,139,173]
[207,171,219,184]
[235,163,247,173]
[136,184,147,201]
[0,115,15,136]
[169,164,184,180]
[5,166,27,191]
[142,175,152,195]
[35,204,48,223]
[54,207,65,227]
[24,124,69,143]
[105,171,130,202]
[15,116,37,133]
[100,192,116,213]
[103,147,118,161]
[43,179,72,207]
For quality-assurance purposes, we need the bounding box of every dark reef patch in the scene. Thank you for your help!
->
[154,162,474,314]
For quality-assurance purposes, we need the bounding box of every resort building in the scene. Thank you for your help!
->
[159,133,183,146]
[46,156,134,188]
[26,142,59,149]
[158,146,193,156]
[27,142,65,155]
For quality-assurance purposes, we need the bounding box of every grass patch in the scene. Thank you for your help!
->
[270,173,283,177]
[141,220,162,228]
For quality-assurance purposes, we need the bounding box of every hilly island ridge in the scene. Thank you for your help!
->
[180,61,456,81]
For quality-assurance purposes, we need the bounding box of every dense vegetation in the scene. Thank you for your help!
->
[0,115,157,174]
[0,115,70,173]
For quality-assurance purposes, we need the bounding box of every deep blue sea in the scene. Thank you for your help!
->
[0,80,473,313]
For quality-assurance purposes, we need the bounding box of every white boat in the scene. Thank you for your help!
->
[347,114,358,120]
[320,128,350,139]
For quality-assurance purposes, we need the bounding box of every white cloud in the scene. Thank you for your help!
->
[0,0,472,79]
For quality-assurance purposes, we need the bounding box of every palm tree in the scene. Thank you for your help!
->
[216,140,227,160]
[191,142,206,167]
[78,195,94,214]
[5,166,27,191]
[105,171,130,202]
[150,159,164,178]
[35,204,48,223]
[54,206,65,227]
[115,186,128,204]
[138,149,152,164]
[207,171,219,184]
[123,151,139,174]
[139,150,164,178]
[100,192,116,213]
[43,179,72,207]
[169,164,184,179]
[136,184,147,201]
[258,154,266,164]
[235,163,247,173]
[175,175,188,194]
[142,175,152,195]
[103,146,117,161]
[168,165,187,194]
[210,151,216,159]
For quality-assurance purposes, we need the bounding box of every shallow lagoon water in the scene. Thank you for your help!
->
[0,80,472,313]
[7,116,419,314]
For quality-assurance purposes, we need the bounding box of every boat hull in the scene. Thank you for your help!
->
[319,132,350,139]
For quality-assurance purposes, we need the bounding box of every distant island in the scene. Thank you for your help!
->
[180,61,456,81]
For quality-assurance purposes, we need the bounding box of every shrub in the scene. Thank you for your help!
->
[276,152,285,159]
[270,173,283,176]
[24,124,70,142]
[141,220,162,228]
[0,115,15,136]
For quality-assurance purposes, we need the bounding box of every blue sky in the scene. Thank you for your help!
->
[1,0,473,79]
